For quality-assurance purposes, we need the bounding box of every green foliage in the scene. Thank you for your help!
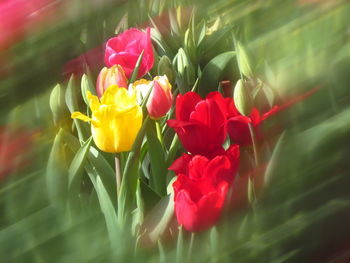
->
[198,51,236,96]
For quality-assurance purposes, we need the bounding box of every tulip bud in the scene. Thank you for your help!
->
[96,65,128,97]
[49,84,68,126]
[157,56,174,83]
[234,79,253,116]
[176,48,195,85]
[147,75,173,119]
[133,79,152,105]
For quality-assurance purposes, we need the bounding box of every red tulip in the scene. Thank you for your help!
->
[96,65,128,97]
[167,91,229,157]
[104,27,154,79]
[170,145,240,232]
[227,107,264,146]
[227,87,320,146]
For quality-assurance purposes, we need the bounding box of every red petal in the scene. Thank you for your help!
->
[175,92,202,121]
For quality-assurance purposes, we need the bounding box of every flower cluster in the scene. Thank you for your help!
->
[72,27,173,153]
[167,89,288,232]
[167,92,240,232]
[69,25,314,236]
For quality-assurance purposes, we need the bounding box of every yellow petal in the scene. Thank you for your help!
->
[101,85,138,110]
[91,104,143,153]
[71,112,91,122]
[87,91,101,112]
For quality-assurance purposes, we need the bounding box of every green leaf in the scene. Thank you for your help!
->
[118,153,140,226]
[196,19,207,47]
[131,180,144,236]
[87,146,118,204]
[65,75,89,142]
[264,132,286,186]
[95,175,120,249]
[157,56,174,83]
[198,51,236,96]
[146,120,167,196]
[81,74,96,107]
[65,75,79,114]
[141,194,174,244]
[169,8,181,37]
[118,117,150,225]
[235,40,253,78]
[46,129,68,206]
[176,48,195,88]
[68,136,93,195]
[149,17,172,56]
[166,134,180,166]
[59,129,117,204]
[140,180,161,212]
[129,50,144,84]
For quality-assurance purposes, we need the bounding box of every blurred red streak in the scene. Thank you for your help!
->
[62,46,104,79]
[0,0,61,51]
[0,127,36,179]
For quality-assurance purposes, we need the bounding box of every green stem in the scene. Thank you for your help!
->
[248,123,259,167]
[166,134,180,166]
[118,116,150,226]
[248,122,258,207]
[115,156,121,195]
[186,232,195,263]
[155,120,165,150]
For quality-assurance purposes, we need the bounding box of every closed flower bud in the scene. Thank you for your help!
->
[157,56,174,83]
[176,48,195,85]
[147,75,173,119]
[233,79,253,116]
[133,76,173,119]
[49,84,68,126]
[96,65,128,97]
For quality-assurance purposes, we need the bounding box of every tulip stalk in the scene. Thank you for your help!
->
[118,116,150,226]
[117,84,153,225]
[155,120,165,150]
[248,123,259,167]
[248,122,259,206]
[186,232,195,263]
[115,156,121,195]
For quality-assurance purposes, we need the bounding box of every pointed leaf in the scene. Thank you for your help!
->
[68,136,93,194]
[146,120,167,196]
[95,175,120,249]
[198,51,236,96]
[46,129,68,206]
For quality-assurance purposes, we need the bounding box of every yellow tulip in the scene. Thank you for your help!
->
[71,85,143,153]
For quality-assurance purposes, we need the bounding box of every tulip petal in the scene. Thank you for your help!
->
[71,112,91,122]
[175,92,202,121]
[87,91,101,112]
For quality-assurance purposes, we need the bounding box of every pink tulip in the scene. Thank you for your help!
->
[104,28,154,79]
